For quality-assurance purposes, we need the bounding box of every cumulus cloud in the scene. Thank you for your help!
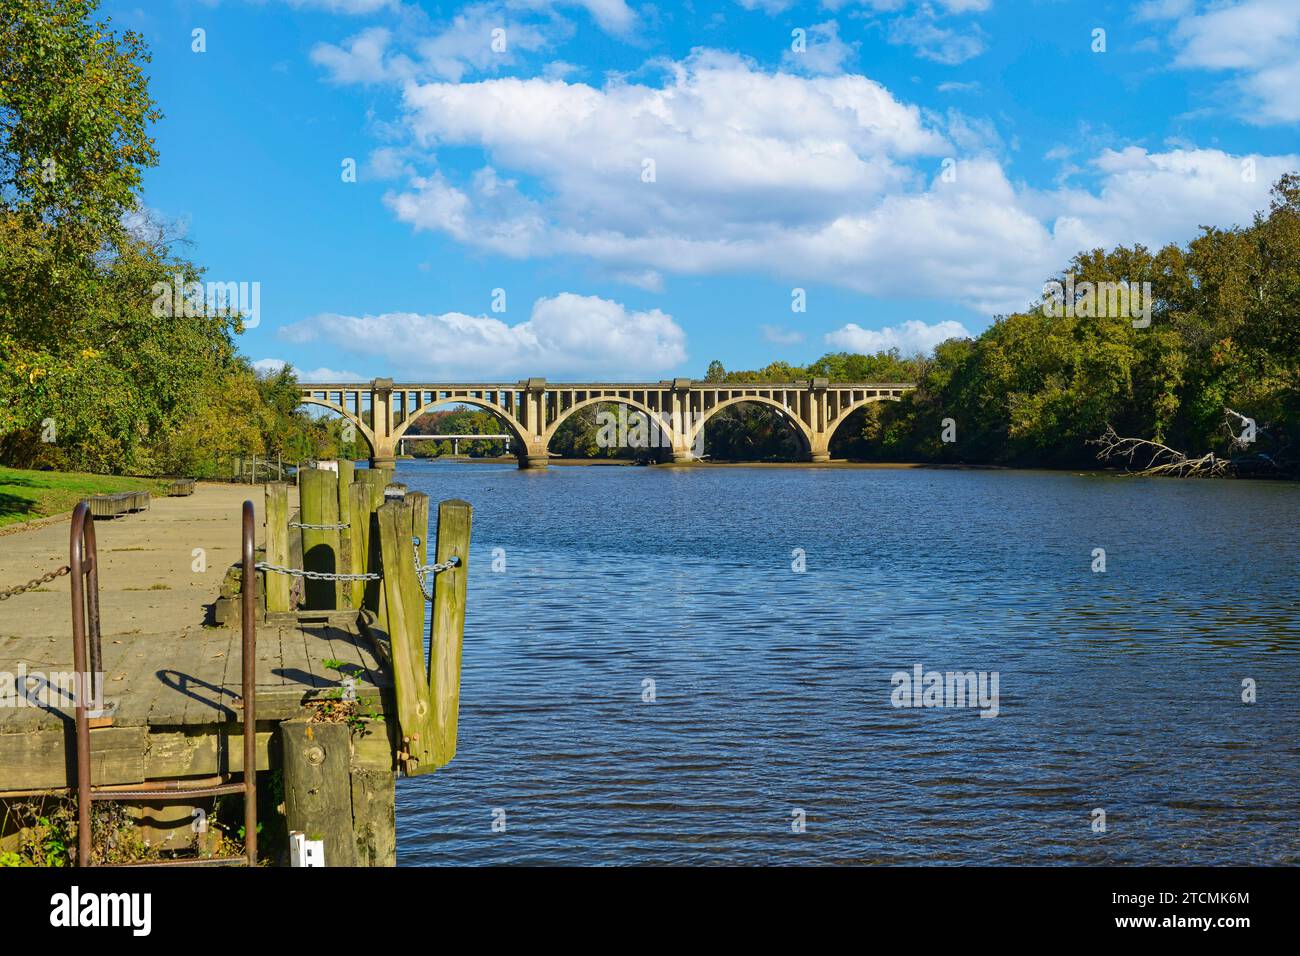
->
[1144,0,1300,124]
[276,293,687,379]
[824,319,971,355]
[374,52,1298,314]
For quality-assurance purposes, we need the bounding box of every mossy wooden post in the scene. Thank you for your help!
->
[300,467,342,609]
[377,496,438,774]
[356,470,387,625]
[347,482,369,610]
[336,460,355,603]
[281,720,358,866]
[430,499,472,767]
[264,482,291,613]
[337,459,355,528]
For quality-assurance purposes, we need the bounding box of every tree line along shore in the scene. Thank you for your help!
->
[2,1,1296,480]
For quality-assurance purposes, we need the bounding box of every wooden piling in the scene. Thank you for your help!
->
[430,499,472,766]
[281,720,358,867]
[264,482,291,612]
[347,482,369,610]
[356,470,387,626]
[300,467,342,610]
[337,459,355,528]
[377,497,438,775]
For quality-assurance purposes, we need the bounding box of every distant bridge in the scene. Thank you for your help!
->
[397,433,513,455]
[298,378,916,469]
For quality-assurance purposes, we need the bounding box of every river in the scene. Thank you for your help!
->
[393,459,1299,865]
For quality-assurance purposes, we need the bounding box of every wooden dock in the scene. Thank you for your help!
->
[0,614,392,793]
[0,471,471,867]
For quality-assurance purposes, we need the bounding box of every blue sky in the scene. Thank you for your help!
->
[104,0,1299,382]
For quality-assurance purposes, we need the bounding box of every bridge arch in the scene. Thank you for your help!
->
[687,395,815,458]
[823,394,906,447]
[297,396,377,457]
[543,395,679,454]
[392,396,531,450]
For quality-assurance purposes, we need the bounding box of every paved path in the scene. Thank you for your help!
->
[0,483,281,641]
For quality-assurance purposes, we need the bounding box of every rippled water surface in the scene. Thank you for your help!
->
[394,460,1299,865]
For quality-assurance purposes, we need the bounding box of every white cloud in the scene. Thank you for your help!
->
[311,27,412,85]
[782,21,858,75]
[612,269,665,292]
[1150,0,1300,125]
[286,0,396,13]
[277,293,687,379]
[824,319,970,355]
[565,0,638,34]
[886,9,985,64]
[376,52,1298,313]
[252,358,366,383]
[760,324,806,345]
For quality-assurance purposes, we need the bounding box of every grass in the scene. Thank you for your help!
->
[0,466,168,528]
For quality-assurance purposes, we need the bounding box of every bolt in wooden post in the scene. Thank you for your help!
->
[300,467,342,610]
[377,497,437,774]
[430,499,472,767]
[264,482,291,613]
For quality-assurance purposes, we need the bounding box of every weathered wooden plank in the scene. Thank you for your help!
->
[264,483,291,612]
[0,726,146,792]
[172,631,223,726]
[378,498,437,775]
[281,720,358,866]
[429,499,472,768]
[350,768,396,867]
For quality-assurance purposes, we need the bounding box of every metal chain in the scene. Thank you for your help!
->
[0,564,70,601]
[257,538,458,592]
[255,562,381,581]
[413,536,460,602]
[289,521,351,531]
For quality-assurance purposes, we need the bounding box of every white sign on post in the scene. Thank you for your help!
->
[290,831,326,867]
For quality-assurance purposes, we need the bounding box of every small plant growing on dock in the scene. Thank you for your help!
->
[315,659,384,733]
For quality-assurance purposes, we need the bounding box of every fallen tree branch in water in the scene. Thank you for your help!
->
[1090,424,1231,478]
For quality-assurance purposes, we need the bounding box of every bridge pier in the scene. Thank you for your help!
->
[520,454,549,470]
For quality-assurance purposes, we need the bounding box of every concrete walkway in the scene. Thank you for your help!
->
[0,483,290,641]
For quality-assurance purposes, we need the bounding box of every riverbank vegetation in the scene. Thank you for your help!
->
[1,1,1294,478]
[0,464,163,527]
[587,177,1298,474]
[0,0,356,478]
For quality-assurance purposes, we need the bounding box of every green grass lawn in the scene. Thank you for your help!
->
[0,466,168,528]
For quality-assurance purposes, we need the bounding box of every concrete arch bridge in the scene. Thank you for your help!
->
[298,377,916,469]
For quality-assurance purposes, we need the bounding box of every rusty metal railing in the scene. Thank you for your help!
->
[71,500,259,866]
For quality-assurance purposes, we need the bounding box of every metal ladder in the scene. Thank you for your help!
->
[70,499,259,866]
